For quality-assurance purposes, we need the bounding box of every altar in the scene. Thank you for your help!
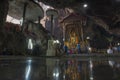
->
[61,13,87,52]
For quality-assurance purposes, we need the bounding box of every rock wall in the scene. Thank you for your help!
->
[24,22,50,56]
[0,0,9,30]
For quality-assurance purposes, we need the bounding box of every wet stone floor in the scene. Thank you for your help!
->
[0,56,120,80]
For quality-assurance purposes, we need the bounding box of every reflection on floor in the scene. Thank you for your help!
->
[0,57,120,80]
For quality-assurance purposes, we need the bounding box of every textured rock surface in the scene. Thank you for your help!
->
[0,0,9,29]
[39,0,120,35]
[24,22,49,56]
[0,0,120,53]
[8,0,44,21]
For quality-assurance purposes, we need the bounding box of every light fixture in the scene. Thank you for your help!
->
[28,39,33,50]
[86,36,90,40]
[118,43,120,45]
[83,4,88,8]
[88,47,92,52]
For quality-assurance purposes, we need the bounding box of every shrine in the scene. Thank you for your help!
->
[61,13,87,53]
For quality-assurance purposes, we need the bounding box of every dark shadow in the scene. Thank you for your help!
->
[93,64,114,80]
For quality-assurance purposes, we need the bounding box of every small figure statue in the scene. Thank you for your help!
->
[63,44,68,55]
[76,43,81,54]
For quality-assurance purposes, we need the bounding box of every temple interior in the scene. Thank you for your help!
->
[0,0,120,80]
[0,0,119,56]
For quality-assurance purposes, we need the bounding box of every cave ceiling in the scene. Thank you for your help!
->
[8,0,44,21]
[38,0,120,35]
[39,0,120,26]
[8,0,120,35]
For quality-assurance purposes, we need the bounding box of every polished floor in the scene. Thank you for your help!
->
[0,56,120,80]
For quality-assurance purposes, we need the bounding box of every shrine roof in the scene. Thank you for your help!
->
[60,13,85,23]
